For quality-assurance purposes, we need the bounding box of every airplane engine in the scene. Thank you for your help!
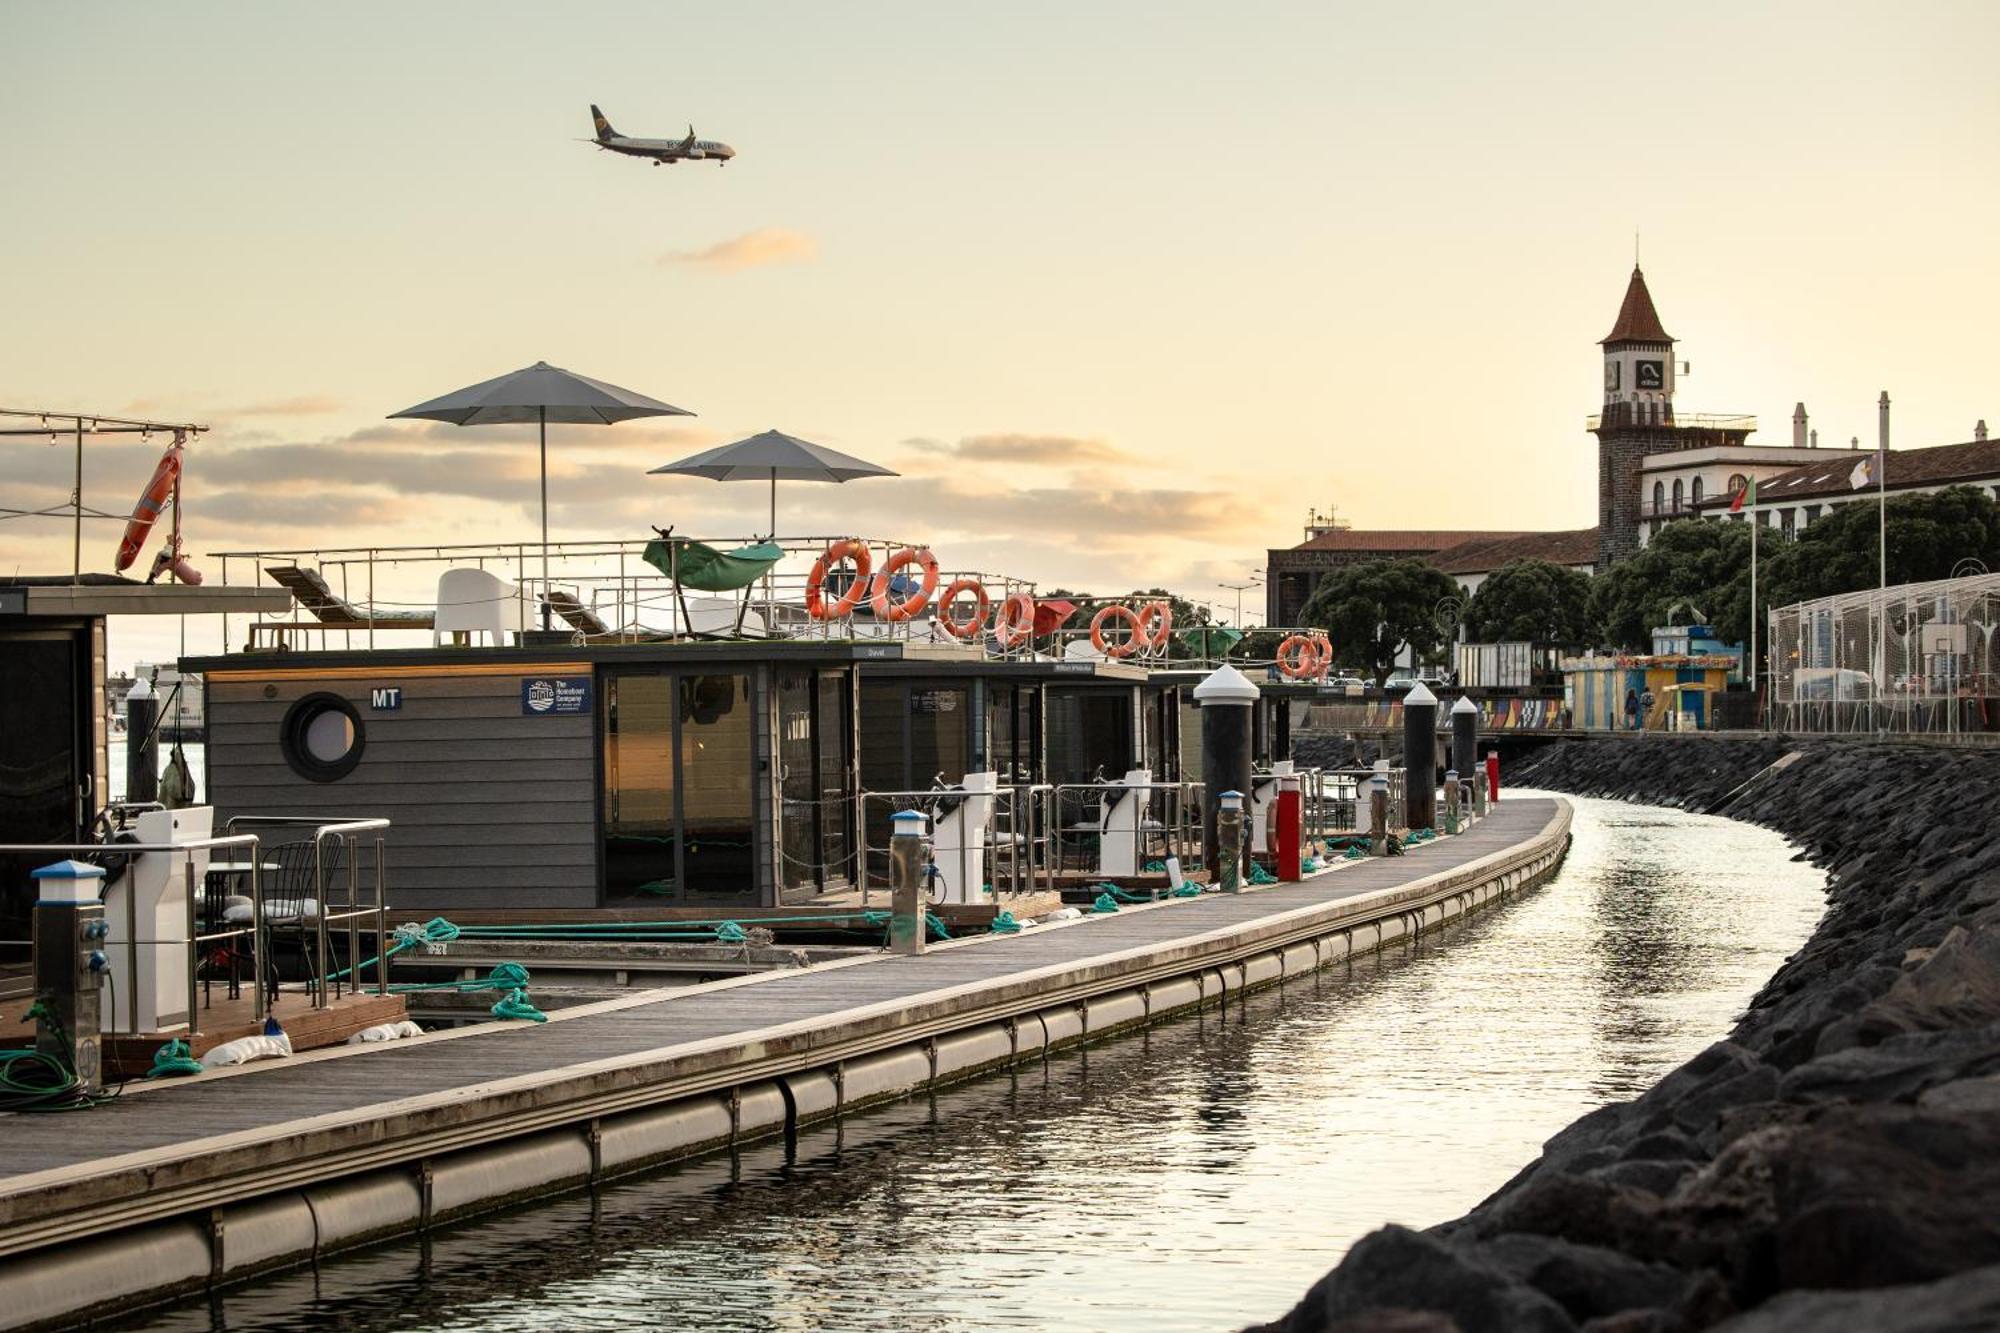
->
[685,149,706,159]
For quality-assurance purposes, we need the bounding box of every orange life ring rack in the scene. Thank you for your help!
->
[869,546,940,622]
[992,592,1036,649]
[804,539,873,620]
[937,577,990,639]
[1276,633,1320,680]
[1136,600,1174,653]
[1090,604,1144,658]
[116,439,185,573]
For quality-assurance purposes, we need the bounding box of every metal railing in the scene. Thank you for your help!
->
[223,817,391,1007]
[1586,412,1757,433]
[858,784,1058,905]
[1049,779,1204,880]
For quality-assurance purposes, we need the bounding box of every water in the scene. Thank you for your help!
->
[120,795,1823,1333]
[106,739,207,805]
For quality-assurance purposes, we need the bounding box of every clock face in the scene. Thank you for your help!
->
[1604,361,1621,391]
[1635,360,1665,390]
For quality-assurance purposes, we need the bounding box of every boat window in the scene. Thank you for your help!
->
[280,692,365,782]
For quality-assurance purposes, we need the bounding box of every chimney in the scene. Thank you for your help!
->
[1977,420,1990,443]
[1878,391,1891,453]
[1810,428,1819,448]
[1792,403,1809,449]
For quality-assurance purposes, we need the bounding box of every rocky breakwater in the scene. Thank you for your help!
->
[1259,737,2000,1332]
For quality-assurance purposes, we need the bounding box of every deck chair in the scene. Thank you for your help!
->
[266,565,435,630]
[543,589,611,636]
[642,535,785,636]
[260,837,342,1004]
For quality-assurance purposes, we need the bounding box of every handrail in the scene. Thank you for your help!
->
[225,816,392,1006]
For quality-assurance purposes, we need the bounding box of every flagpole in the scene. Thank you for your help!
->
[1878,436,1888,735]
[1750,496,1759,726]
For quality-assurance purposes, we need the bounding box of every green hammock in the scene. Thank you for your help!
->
[1175,625,1244,658]
[642,538,785,593]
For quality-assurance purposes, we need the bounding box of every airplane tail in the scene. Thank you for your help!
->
[589,104,618,141]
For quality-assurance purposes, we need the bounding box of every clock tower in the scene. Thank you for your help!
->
[1590,266,1749,570]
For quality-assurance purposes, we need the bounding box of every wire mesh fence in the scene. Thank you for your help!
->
[1768,570,2000,734]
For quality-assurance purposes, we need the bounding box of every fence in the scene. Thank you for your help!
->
[1768,570,2000,735]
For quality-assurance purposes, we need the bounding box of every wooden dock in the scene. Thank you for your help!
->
[0,799,1570,1332]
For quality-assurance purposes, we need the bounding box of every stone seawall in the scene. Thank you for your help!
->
[1259,737,2000,1333]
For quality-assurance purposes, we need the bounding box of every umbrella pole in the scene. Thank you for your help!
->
[539,406,551,632]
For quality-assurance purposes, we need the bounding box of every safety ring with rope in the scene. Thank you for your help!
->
[992,592,1035,649]
[805,539,873,621]
[1089,604,1145,658]
[937,577,990,639]
[1276,632,1326,680]
[869,546,940,622]
[1135,599,1174,654]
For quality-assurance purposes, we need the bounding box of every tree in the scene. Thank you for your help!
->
[1760,485,2000,609]
[1299,557,1462,685]
[1463,558,1594,643]
[1589,518,1752,652]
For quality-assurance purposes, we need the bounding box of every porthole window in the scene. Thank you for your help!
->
[281,692,366,781]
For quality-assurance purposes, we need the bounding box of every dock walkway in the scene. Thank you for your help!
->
[0,800,1569,1328]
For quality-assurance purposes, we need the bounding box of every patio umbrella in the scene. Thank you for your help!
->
[648,428,897,535]
[390,361,694,629]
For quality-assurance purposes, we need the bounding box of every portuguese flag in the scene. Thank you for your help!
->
[1729,475,1756,513]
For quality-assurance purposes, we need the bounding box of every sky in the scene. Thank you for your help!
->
[4,1,1997,666]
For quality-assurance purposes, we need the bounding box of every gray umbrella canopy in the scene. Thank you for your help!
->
[390,361,694,629]
[650,429,897,531]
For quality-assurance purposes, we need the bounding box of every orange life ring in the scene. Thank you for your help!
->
[869,546,940,622]
[1090,604,1144,658]
[1308,631,1334,679]
[992,592,1035,649]
[804,539,873,620]
[116,440,184,573]
[937,577,989,639]
[1276,633,1319,680]
[1136,600,1174,652]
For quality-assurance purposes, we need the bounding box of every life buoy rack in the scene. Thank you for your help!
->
[1090,604,1144,658]
[805,539,873,620]
[116,439,185,573]
[992,592,1036,649]
[869,546,940,622]
[1137,600,1174,653]
[937,577,990,639]
[1276,633,1321,680]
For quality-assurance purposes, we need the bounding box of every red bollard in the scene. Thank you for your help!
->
[1485,750,1501,804]
[1277,775,1302,880]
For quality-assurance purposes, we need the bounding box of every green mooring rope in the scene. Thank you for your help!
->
[146,1038,203,1079]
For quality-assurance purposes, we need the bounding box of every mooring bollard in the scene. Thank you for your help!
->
[1277,773,1302,881]
[1443,769,1460,834]
[1369,766,1388,857]
[1451,694,1477,795]
[889,809,929,956]
[1195,665,1258,881]
[1402,681,1438,833]
[126,676,159,806]
[1218,790,1245,892]
[1485,748,1501,805]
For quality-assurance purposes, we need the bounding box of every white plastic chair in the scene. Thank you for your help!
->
[434,568,528,646]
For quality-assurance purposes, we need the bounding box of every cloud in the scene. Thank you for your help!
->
[659,227,818,273]
[224,394,344,417]
[955,434,1135,465]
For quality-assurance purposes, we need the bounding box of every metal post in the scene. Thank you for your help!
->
[1218,790,1244,892]
[889,810,928,956]
[1401,682,1439,832]
[250,850,265,1021]
[1443,769,1460,835]
[375,836,388,996]
[72,419,83,584]
[185,857,198,1033]
[345,835,360,1002]
[540,405,552,633]
[313,839,328,1010]
[1369,768,1388,857]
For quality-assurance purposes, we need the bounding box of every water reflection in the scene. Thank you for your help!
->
[119,794,1822,1333]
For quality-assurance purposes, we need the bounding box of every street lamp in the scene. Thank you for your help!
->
[1216,571,1265,627]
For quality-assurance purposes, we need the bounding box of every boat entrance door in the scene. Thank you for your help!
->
[778,668,856,902]
[601,669,757,906]
[0,624,92,943]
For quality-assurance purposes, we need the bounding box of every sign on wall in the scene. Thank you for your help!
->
[522,677,592,716]
[369,687,403,711]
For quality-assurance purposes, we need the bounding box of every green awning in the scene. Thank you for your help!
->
[642,538,784,593]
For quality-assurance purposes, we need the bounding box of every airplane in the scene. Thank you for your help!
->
[586,104,735,166]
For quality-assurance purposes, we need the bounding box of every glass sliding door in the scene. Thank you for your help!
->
[814,670,855,890]
[601,668,756,906]
[602,673,678,901]
[778,668,856,902]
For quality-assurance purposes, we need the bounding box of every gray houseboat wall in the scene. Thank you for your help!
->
[203,663,602,912]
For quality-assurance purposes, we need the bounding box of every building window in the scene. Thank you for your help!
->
[1672,479,1684,513]
[1780,508,1797,537]
[1804,504,1822,524]
[1652,481,1665,515]
[1691,477,1704,507]
[280,692,366,782]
